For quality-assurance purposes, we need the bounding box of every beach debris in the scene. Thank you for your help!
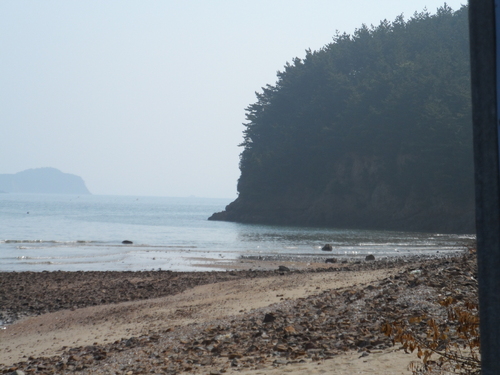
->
[365,254,375,261]
[278,265,290,272]
[325,258,337,264]
[122,240,133,244]
[322,244,333,251]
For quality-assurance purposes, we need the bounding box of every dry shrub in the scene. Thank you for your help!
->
[382,296,480,374]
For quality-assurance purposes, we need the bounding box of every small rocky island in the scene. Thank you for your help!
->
[0,167,91,194]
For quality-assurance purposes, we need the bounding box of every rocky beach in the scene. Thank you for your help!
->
[0,251,478,374]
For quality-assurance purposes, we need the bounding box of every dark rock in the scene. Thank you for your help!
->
[365,254,375,261]
[208,211,228,221]
[278,266,290,272]
[263,313,276,323]
[325,258,337,264]
[356,339,370,348]
[304,342,317,350]
[322,244,333,251]
[122,240,133,244]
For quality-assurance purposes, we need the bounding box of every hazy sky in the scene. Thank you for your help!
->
[1,1,465,198]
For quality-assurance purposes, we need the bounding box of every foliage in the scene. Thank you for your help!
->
[382,296,480,374]
[231,4,474,232]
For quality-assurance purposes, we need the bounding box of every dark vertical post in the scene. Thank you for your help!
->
[469,0,500,373]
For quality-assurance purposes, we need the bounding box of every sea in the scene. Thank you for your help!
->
[0,194,475,272]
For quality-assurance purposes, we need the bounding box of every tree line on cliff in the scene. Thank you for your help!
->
[211,5,474,233]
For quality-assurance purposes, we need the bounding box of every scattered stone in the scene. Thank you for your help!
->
[273,359,288,365]
[356,339,370,348]
[304,342,317,350]
[365,254,375,261]
[325,258,337,264]
[0,251,478,375]
[322,244,333,251]
[0,269,279,324]
[263,313,276,323]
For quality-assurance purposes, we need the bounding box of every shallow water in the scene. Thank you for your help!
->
[0,194,474,272]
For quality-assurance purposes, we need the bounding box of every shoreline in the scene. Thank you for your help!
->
[0,250,467,327]
[0,250,478,374]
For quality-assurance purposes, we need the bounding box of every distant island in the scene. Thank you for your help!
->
[210,5,475,234]
[0,168,91,194]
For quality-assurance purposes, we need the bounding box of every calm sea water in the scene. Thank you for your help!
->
[0,194,474,272]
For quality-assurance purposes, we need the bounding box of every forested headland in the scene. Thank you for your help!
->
[210,5,474,234]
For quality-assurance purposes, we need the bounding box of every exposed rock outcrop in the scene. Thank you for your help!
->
[209,154,475,234]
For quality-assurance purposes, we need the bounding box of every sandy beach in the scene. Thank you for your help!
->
[0,252,478,374]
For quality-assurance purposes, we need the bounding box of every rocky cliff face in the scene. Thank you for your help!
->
[209,153,475,234]
[0,168,91,194]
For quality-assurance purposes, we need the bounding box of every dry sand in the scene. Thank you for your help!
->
[1,268,393,362]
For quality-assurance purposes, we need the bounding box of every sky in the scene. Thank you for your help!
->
[1,0,466,198]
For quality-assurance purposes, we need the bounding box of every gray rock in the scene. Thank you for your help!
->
[278,265,290,272]
[122,240,133,244]
[322,244,333,251]
[273,359,288,365]
[365,254,375,261]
